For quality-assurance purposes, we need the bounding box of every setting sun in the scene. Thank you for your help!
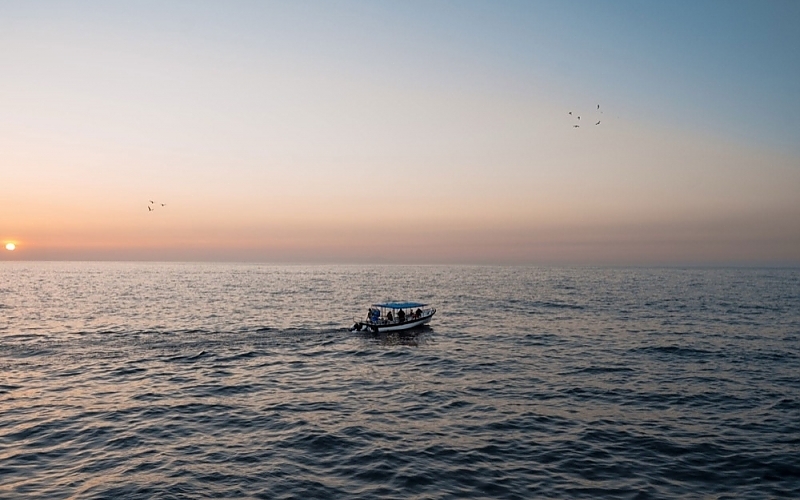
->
[5,243,16,251]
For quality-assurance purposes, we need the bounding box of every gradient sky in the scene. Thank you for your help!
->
[2,0,799,264]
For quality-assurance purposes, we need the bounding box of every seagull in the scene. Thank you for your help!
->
[149,200,154,204]
[596,120,601,125]
[577,116,580,120]
[568,111,572,115]
[597,104,600,110]
[148,206,153,212]
[573,124,580,128]
[160,203,166,207]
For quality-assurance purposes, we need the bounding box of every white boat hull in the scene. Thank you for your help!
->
[352,310,435,333]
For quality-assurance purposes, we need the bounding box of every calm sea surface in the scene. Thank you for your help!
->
[1,263,799,499]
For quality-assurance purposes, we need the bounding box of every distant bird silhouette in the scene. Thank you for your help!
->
[568,106,606,129]
[149,200,154,204]
[160,203,166,207]
[148,206,153,212]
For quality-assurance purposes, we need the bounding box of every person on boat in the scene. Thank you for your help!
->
[415,308,422,318]
[386,311,393,322]
[397,309,405,323]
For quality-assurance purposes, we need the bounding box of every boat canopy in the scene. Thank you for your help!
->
[372,301,427,309]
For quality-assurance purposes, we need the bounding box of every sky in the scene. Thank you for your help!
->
[2,0,799,265]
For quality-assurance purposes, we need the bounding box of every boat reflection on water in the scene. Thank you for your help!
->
[355,325,435,347]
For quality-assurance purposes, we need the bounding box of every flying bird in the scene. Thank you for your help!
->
[568,111,572,115]
[597,104,600,110]
[577,116,580,120]
[148,206,153,212]
[149,200,154,204]
[160,203,166,207]
[573,124,580,128]
[596,120,601,125]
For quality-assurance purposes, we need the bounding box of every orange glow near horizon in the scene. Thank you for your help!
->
[4,200,799,264]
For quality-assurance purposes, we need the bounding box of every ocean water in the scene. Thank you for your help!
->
[1,263,799,499]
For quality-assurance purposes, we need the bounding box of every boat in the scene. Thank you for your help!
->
[350,301,436,333]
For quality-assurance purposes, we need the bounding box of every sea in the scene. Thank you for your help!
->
[1,263,798,499]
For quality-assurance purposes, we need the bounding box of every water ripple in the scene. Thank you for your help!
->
[1,264,798,498]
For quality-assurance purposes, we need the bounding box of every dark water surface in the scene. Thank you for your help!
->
[1,263,799,499]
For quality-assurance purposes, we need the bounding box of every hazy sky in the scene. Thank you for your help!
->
[2,0,799,264]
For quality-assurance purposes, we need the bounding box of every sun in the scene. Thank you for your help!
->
[5,243,15,251]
